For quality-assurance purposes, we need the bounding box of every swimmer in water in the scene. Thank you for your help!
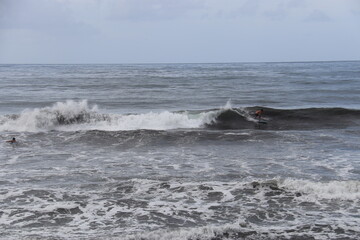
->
[6,137,16,143]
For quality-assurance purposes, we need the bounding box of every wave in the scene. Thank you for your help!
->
[2,178,358,239]
[0,100,359,132]
[0,100,105,132]
[281,178,360,201]
[0,100,216,132]
[207,107,360,130]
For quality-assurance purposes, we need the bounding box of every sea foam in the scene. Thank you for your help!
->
[281,179,360,201]
[0,100,219,132]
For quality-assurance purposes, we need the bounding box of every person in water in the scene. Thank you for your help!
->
[255,109,263,119]
[6,137,16,143]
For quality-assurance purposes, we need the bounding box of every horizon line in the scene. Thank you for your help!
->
[0,59,359,65]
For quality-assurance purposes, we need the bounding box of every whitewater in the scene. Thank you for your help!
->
[0,62,360,239]
[0,100,213,132]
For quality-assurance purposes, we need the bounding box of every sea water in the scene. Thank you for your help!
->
[0,62,359,239]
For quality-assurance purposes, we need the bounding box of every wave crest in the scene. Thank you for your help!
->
[0,100,104,132]
[1,101,360,132]
[0,100,212,132]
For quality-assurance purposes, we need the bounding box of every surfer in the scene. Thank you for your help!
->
[255,109,263,119]
[6,137,16,143]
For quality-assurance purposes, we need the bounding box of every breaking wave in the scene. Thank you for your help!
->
[1,178,359,239]
[0,100,214,132]
[0,100,359,132]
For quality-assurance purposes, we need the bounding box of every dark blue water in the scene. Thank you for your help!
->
[0,62,359,239]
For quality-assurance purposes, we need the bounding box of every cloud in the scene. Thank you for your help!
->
[262,4,287,21]
[60,0,205,22]
[117,0,204,21]
[285,0,307,9]
[305,9,331,22]
[237,0,260,17]
[0,0,359,63]
[0,0,96,35]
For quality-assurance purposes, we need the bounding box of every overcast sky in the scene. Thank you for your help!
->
[0,0,359,63]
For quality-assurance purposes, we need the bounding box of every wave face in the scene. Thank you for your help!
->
[1,101,359,132]
[207,107,360,130]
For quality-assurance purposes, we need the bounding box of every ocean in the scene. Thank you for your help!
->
[0,61,359,239]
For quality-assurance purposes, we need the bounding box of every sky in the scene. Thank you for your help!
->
[0,0,359,63]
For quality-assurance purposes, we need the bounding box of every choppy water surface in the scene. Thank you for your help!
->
[0,62,360,239]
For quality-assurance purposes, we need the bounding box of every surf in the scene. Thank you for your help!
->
[0,100,214,132]
[1,100,360,132]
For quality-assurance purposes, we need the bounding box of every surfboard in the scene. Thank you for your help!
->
[257,120,267,124]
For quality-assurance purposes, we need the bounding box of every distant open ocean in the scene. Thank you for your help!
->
[0,61,359,239]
